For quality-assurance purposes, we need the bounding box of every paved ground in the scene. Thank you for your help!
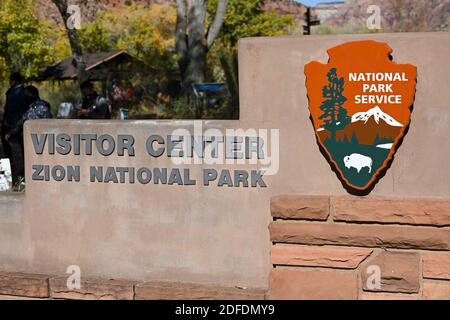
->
[0,140,24,183]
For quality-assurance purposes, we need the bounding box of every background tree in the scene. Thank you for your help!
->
[206,0,295,111]
[0,0,53,81]
[67,4,177,104]
[175,0,228,90]
[208,0,296,47]
[0,0,299,119]
[90,4,177,81]
[319,68,350,142]
[51,0,88,86]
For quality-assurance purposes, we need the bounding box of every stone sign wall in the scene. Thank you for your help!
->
[0,32,449,298]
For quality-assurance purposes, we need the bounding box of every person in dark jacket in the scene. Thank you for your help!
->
[76,81,111,119]
[5,85,52,180]
[6,85,53,141]
[1,72,26,161]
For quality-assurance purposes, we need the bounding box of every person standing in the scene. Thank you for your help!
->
[76,81,111,119]
[5,85,52,182]
[1,72,25,170]
[6,85,53,141]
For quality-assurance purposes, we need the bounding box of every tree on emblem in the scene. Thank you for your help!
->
[319,68,350,142]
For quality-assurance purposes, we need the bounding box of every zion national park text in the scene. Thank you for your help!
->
[28,132,269,188]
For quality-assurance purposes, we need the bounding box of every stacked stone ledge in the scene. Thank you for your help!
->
[269,195,450,300]
[0,274,266,300]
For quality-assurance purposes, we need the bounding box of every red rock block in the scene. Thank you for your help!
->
[270,245,372,269]
[0,272,49,298]
[332,197,450,226]
[361,251,420,294]
[423,252,450,280]
[269,269,358,300]
[269,221,450,250]
[423,281,450,300]
[50,276,137,300]
[0,295,48,300]
[271,195,330,220]
[360,292,420,300]
[135,282,266,300]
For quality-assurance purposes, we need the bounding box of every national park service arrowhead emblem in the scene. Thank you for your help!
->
[305,40,417,194]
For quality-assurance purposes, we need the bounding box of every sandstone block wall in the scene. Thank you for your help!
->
[269,195,450,300]
[0,272,266,300]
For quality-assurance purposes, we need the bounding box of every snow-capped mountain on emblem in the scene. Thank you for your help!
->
[317,106,404,146]
[352,106,403,127]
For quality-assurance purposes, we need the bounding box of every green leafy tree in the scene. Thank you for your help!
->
[207,0,296,47]
[206,0,295,113]
[77,4,177,78]
[0,0,53,80]
[77,24,112,53]
[319,68,350,142]
[67,3,178,105]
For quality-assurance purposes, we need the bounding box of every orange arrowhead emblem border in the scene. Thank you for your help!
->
[305,40,417,194]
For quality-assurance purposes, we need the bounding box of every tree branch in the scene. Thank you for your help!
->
[206,0,227,49]
[51,0,88,84]
[175,0,188,74]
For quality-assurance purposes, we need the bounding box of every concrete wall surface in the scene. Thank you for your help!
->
[0,32,448,289]
[239,32,450,197]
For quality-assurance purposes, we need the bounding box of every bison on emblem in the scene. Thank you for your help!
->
[344,154,373,174]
